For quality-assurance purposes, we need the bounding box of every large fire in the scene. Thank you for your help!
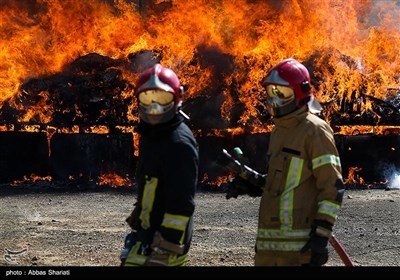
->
[1,0,400,187]
[2,0,400,129]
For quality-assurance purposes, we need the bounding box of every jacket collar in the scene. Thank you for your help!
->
[272,106,309,129]
[135,114,184,137]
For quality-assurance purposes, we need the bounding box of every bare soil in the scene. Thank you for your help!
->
[1,185,400,268]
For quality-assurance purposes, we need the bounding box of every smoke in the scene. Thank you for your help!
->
[388,172,400,189]
[366,0,400,28]
[388,173,400,190]
[384,163,400,189]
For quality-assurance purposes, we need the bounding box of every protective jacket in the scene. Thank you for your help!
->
[255,106,344,266]
[125,114,199,266]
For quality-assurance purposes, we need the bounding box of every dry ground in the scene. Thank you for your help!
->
[1,185,400,269]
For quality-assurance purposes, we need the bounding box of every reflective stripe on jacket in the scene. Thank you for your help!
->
[256,107,344,256]
[131,114,199,265]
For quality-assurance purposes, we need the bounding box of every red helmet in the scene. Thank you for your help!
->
[135,64,183,125]
[261,58,312,117]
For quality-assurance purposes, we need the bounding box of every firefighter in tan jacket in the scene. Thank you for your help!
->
[228,58,344,266]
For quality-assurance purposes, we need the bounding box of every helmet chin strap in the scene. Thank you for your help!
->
[176,100,190,120]
[179,109,190,120]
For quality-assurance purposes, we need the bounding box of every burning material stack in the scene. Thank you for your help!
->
[0,53,135,128]
[1,50,400,188]
[0,53,140,186]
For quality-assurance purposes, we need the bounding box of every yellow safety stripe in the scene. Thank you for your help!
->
[316,226,332,238]
[258,228,309,239]
[124,255,147,266]
[256,228,309,252]
[280,157,303,230]
[124,242,147,266]
[162,213,190,232]
[162,213,189,244]
[140,176,158,230]
[318,200,340,220]
[168,254,188,266]
[312,154,341,170]
[125,242,188,266]
[256,240,307,251]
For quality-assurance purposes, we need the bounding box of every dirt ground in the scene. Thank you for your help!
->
[1,184,400,268]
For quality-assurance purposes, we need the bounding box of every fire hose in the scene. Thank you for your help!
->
[329,235,354,267]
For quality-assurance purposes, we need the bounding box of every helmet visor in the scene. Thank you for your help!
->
[265,84,294,99]
[265,85,296,117]
[138,90,174,106]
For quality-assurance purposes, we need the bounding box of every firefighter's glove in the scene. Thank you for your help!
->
[225,177,263,199]
[300,219,333,266]
[144,231,184,266]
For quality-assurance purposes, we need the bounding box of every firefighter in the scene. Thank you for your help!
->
[122,63,199,266]
[228,58,345,266]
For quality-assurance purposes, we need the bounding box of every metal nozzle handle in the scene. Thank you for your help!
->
[233,147,243,159]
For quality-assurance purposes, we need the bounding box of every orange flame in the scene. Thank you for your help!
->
[97,172,133,188]
[201,173,232,187]
[11,174,52,186]
[1,0,400,132]
[344,167,364,185]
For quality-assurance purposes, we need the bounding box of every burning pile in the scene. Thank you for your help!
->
[0,53,135,128]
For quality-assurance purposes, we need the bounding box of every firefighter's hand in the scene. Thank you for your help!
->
[301,236,329,266]
[300,220,332,266]
[225,177,263,199]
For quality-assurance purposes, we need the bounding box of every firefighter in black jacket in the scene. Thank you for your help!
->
[122,63,199,266]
